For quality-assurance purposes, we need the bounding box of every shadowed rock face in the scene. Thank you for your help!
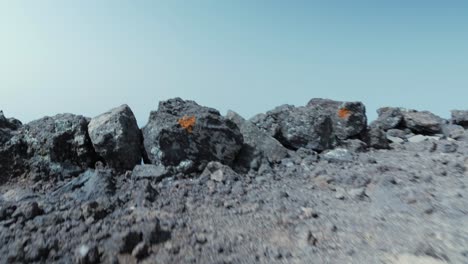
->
[306,98,367,140]
[23,114,100,180]
[372,107,443,135]
[88,104,143,171]
[250,104,336,151]
[451,110,468,128]
[142,98,243,173]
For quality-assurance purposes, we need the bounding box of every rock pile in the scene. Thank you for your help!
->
[1,98,467,184]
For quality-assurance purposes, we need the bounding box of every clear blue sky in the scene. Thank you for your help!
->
[1,1,467,127]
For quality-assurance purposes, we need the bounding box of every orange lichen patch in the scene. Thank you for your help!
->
[178,115,196,133]
[337,107,352,119]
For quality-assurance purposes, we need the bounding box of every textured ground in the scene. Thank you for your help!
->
[1,138,467,264]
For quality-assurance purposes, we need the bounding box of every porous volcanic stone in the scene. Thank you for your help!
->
[88,105,142,170]
[142,98,243,173]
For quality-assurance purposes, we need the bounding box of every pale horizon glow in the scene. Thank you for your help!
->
[1,1,467,127]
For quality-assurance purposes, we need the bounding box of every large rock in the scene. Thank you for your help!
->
[363,125,390,149]
[306,98,367,139]
[250,104,335,151]
[23,114,100,180]
[451,110,468,128]
[401,110,443,135]
[371,107,404,131]
[142,98,243,173]
[372,107,443,135]
[226,110,289,171]
[0,110,22,131]
[88,105,142,170]
[0,112,28,183]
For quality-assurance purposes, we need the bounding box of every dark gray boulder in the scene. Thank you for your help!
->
[0,112,28,183]
[250,104,335,151]
[363,125,390,149]
[371,107,404,131]
[372,107,444,135]
[306,98,367,140]
[88,105,142,170]
[401,110,443,135]
[0,110,22,131]
[142,98,243,173]
[451,110,468,128]
[23,114,100,180]
[226,110,289,172]
[442,124,465,140]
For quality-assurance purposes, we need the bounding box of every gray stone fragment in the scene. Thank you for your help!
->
[372,107,404,131]
[322,148,354,163]
[364,126,390,149]
[387,135,404,144]
[226,110,289,171]
[201,161,239,183]
[142,98,243,173]
[442,124,465,140]
[250,104,335,151]
[306,98,367,139]
[132,164,168,181]
[451,110,468,127]
[88,104,142,170]
[401,110,443,134]
[408,135,439,143]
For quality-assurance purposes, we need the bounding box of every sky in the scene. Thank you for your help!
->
[1,1,467,127]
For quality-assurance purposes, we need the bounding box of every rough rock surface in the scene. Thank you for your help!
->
[250,104,335,151]
[372,107,444,135]
[451,110,468,128]
[306,98,367,140]
[23,114,100,181]
[88,105,142,170]
[142,98,243,173]
[1,99,468,264]
[226,110,289,172]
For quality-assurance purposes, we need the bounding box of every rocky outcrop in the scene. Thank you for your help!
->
[451,110,468,128]
[250,104,335,151]
[23,114,100,180]
[306,98,367,140]
[226,110,289,172]
[372,107,443,135]
[88,105,142,170]
[142,98,243,173]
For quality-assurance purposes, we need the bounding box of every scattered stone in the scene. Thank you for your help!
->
[306,98,367,139]
[250,104,335,151]
[12,201,43,220]
[24,114,100,180]
[442,124,465,140]
[201,161,239,183]
[451,110,468,127]
[372,107,404,130]
[363,125,390,149]
[226,110,289,171]
[387,129,407,138]
[132,164,168,181]
[339,139,367,152]
[401,110,443,134]
[387,135,404,144]
[438,141,458,153]
[142,98,243,172]
[408,135,440,143]
[322,148,354,163]
[88,104,142,170]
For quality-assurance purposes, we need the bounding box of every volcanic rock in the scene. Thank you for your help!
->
[372,107,404,131]
[306,98,367,140]
[142,98,243,173]
[451,110,468,128]
[401,110,443,134]
[23,114,100,180]
[250,104,335,151]
[88,104,142,170]
[226,110,289,171]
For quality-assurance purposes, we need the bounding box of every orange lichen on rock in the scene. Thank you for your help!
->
[337,107,352,119]
[178,115,196,133]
